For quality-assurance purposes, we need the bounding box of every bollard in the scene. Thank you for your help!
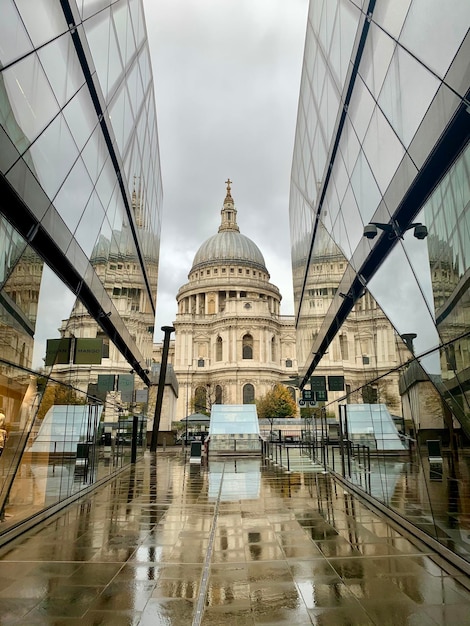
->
[131,414,139,463]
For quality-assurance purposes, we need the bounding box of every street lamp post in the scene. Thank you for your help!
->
[185,364,191,445]
[150,326,175,452]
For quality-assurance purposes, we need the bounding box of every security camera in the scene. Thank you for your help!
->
[413,224,428,239]
[363,224,378,239]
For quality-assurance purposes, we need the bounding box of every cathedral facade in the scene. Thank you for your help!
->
[171,181,298,422]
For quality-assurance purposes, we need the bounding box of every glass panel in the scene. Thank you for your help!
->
[0,0,33,67]
[350,150,381,224]
[95,159,118,217]
[79,0,111,21]
[130,0,146,48]
[339,118,360,176]
[38,34,86,110]
[83,7,112,98]
[337,185,365,266]
[2,53,59,151]
[399,0,470,78]
[337,0,362,85]
[289,0,470,568]
[32,266,76,368]
[346,76,375,146]
[362,104,406,194]
[74,191,106,257]
[379,45,440,148]
[372,0,412,39]
[323,168,340,227]
[126,57,144,116]
[345,405,408,452]
[0,0,159,537]
[359,21,395,100]
[331,147,349,206]
[318,0,337,54]
[40,207,73,255]
[15,0,68,47]
[54,156,94,233]
[107,185,126,232]
[324,71,340,140]
[0,231,44,369]
[108,83,134,154]
[367,245,440,367]
[105,16,124,101]
[81,126,108,184]
[209,405,260,435]
[28,113,79,201]
[112,1,134,69]
[62,85,97,155]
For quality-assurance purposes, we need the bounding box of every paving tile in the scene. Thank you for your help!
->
[0,451,468,625]
[307,605,376,625]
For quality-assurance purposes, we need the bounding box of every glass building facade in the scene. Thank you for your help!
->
[290,0,470,565]
[0,1,161,535]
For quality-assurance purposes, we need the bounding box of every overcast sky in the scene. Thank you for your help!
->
[142,1,309,338]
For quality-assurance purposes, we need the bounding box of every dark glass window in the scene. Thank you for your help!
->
[242,334,253,359]
[216,336,222,361]
[243,383,255,404]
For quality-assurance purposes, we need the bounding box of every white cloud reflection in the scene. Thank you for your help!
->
[33,265,76,369]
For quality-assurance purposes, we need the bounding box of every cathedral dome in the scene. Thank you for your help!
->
[190,181,268,274]
[192,231,267,271]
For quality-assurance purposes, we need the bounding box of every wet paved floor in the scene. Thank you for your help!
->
[0,451,469,625]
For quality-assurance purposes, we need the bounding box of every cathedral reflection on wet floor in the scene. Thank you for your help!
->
[0,451,469,625]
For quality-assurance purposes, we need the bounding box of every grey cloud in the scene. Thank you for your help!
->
[144,0,309,330]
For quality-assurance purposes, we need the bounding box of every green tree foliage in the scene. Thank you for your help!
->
[256,384,297,419]
[36,382,86,421]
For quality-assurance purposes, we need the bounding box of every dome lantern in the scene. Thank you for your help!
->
[190,181,269,275]
[218,178,239,233]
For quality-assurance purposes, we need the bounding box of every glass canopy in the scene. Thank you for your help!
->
[209,405,260,436]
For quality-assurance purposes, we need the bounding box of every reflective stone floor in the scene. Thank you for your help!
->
[0,451,469,625]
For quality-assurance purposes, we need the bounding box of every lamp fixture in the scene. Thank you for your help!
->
[400,333,417,353]
[363,220,428,240]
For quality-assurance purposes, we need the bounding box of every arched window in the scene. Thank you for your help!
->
[195,386,207,413]
[216,336,222,361]
[242,334,253,359]
[215,385,223,404]
[243,383,255,404]
[287,386,296,402]
[286,358,292,368]
[271,336,276,362]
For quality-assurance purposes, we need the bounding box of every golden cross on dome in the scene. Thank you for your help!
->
[225,178,232,191]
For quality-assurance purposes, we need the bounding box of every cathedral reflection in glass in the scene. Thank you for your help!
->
[290,0,470,566]
[0,1,161,534]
